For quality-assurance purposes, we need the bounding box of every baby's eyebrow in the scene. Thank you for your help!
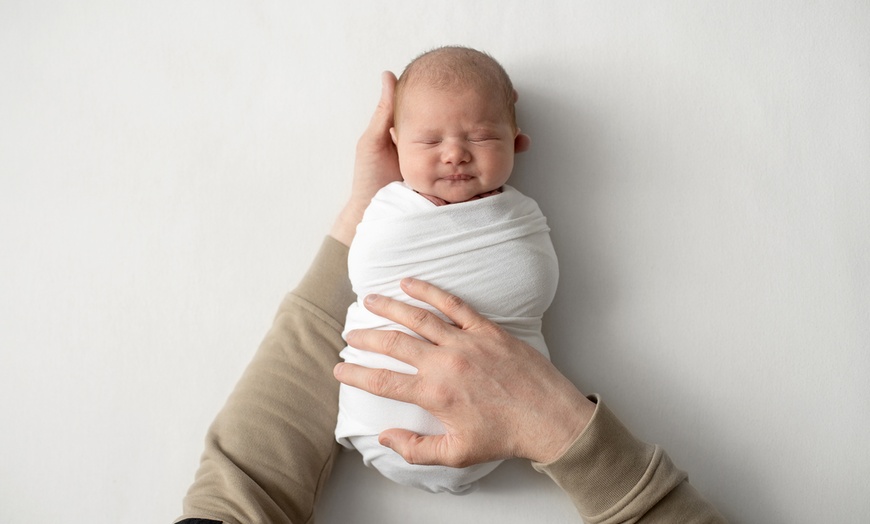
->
[470,121,508,131]
[406,122,506,138]
[411,131,441,140]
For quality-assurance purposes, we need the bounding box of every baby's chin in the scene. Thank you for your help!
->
[435,189,481,204]
[438,188,503,205]
[407,179,503,205]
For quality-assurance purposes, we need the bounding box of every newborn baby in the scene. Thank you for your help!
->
[335,46,559,494]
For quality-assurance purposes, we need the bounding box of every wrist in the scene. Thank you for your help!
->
[329,200,367,247]
[529,391,596,464]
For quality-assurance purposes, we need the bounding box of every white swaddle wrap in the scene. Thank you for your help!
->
[335,181,559,494]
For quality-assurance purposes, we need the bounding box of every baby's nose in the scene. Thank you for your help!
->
[441,141,470,164]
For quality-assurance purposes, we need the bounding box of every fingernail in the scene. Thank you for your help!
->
[333,363,344,376]
[364,294,381,305]
[401,277,415,287]
[379,436,392,448]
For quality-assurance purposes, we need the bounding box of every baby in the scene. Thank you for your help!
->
[335,46,559,494]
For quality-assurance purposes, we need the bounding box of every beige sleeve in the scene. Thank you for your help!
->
[176,237,354,524]
[176,237,724,523]
[533,395,727,523]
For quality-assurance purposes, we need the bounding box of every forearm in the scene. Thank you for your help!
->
[178,237,353,524]
[534,396,726,523]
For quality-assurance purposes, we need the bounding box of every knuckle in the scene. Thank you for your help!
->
[474,319,509,345]
[381,330,403,355]
[398,449,416,464]
[366,368,394,397]
[442,293,465,314]
[407,307,431,332]
[429,381,457,408]
[401,438,426,465]
[444,352,472,374]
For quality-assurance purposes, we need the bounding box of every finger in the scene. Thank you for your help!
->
[360,292,454,344]
[345,326,426,364]
[399,278,490,332]
[381,70,397,103]
[379,429,455,467]
[367,71,397,133]
[333,362,419,404]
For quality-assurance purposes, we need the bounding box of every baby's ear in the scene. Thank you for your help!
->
[514,128,531,153]
[389,127,398,145]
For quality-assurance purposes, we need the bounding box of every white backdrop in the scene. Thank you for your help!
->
[1,1,868,523]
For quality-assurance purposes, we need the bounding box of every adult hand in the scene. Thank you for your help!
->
[333,278,595,467]
[331,71,403,246]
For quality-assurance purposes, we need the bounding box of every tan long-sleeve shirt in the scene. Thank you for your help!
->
[177,236,725,524]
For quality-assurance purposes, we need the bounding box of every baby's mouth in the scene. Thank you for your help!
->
[443,174,473,181]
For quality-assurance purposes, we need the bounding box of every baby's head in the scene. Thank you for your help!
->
[391,46,521,204]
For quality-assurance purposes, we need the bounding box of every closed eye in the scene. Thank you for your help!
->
[468,137,498,143]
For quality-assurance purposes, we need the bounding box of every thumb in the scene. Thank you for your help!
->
[379,429,447,466]
[371,71,397,129]
[380,71,397,105]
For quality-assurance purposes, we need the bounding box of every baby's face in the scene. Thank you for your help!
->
[390,84,518,203]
